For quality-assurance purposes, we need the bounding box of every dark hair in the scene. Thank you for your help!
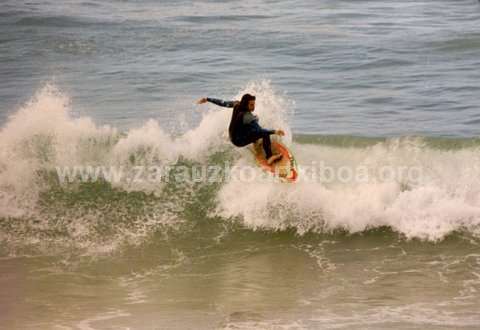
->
[228,93,255,141]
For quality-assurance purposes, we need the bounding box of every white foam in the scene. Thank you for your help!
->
[216,139,480,241]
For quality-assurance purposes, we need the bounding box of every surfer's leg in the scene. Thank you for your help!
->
[243,131,269,157]
[245,132,282,164]
[258,133,282,165]
[261,134,273,159]
[248,132,272,158]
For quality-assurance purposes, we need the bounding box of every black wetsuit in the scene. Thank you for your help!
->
[206,97,275,159]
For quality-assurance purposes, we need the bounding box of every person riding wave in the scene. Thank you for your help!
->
[197,94,284,165]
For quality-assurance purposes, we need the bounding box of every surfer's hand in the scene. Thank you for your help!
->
[275,130,285,136]
[196,97,208,105]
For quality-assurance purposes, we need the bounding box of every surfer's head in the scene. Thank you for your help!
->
[239,93,256,112]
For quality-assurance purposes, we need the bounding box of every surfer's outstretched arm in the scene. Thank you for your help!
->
[197,97,236,108]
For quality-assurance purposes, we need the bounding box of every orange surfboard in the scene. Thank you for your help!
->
[250,140,298,183]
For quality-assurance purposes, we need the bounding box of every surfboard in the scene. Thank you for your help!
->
[250,140,298,182]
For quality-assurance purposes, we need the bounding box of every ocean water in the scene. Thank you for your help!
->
[1,0,480,329]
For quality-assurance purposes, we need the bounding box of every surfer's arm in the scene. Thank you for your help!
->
[196,97,236,108]
[206,98,236,108]
[246,121,276,135]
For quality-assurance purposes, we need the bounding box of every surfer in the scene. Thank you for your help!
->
[197,94,285,165]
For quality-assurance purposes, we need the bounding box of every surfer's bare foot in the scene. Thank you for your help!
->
[267,154,282,165]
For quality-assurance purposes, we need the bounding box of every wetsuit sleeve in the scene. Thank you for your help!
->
[242,112,257,124]
[206,98,236,108]
[246,120,275,135]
